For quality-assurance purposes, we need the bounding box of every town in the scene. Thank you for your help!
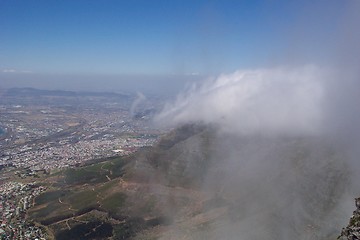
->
[0,181,47,239]
[0,89,165,171]
[0,88,167,239]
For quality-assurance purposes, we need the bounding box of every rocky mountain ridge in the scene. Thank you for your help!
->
[339,198,360,239]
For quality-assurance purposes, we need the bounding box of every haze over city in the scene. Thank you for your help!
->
[1,1,360,239]
[1,0,358,94]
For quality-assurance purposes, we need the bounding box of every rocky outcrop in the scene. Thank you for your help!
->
[338,198,360,239]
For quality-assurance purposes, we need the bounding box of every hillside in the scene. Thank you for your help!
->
[27,124,352,239]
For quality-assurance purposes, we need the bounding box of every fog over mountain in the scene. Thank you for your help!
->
[152,3,360,238]
[156,65,325,136]
[153,65,356,239]
[3,1,360,239]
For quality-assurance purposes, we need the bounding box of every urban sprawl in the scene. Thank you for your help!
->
[0,90,166,239]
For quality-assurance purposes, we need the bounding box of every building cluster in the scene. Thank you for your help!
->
[0,181,47,239]
[0,100,162,171]
[1,136,157,170]
[0,106,69,149]
[0,93,166,239]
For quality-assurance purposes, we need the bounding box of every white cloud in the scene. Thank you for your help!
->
[156,65,325,136]
[1,69,33,73]
[2,69,16,73]
[20,70,33,73]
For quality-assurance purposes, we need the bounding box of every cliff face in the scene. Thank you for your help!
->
[338,198,360,240]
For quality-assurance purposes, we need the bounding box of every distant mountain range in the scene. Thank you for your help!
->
[2,87,131,98]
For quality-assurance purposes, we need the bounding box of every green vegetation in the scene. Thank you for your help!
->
[29,201,73,223]
[67,190,98,210]
[30,202,63,219]
[35,190,70,205]
[113,218,145,240]
[140,195,157,214]
[26,126,211,239]
[98,179,118,193]
[101,192,127,212]
[64,168,107,184]
[108,157,129,177]
[28,156,132,229]
[157,123,206,150]
[56,221,113,240]
[64,157,129,185]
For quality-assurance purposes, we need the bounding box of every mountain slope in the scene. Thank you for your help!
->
[28,124,351,239]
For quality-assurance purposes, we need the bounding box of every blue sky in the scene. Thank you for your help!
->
[0,0,356,93]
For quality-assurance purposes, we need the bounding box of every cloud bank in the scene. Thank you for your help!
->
[153,2,360,238]
[156,65,326,136]
[154,63,360,239]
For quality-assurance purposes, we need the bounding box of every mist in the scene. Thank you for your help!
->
[153,2,360,239]
[0,72,203,96]
[130,91,146,117]
[154,65,356,239]
[156,65,325,136]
